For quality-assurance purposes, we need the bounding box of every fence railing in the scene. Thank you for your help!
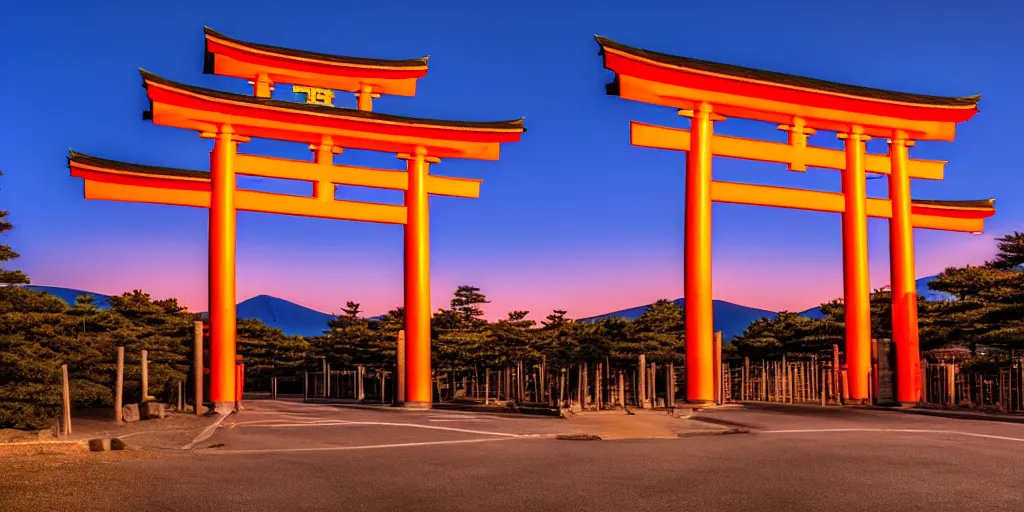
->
[723,354,1024,413]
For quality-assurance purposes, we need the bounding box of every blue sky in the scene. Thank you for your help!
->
[1,0,1020,319]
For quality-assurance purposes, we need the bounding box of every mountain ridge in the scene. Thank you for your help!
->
[21,274,953,339]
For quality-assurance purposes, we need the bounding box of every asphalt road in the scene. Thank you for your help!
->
[3,400,1024,512]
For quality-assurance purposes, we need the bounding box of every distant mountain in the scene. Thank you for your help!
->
[22,272,960,341]
[576,298,777,342]
[795,275,955,319]
[235,295,335,338]
[22,285,112,309]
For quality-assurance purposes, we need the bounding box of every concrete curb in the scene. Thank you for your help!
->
[677,428,751,438]
[555,434,602,441]
[865,406,1024,424]
[87,438,129,452]
[0,440,90,457]
[733,401,1024,424]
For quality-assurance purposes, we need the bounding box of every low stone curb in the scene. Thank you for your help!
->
[865,406,1024,424]
[555,433,603,441]
[0,440,90,457]
[87,438,129,452]
[677,428,751,438]
[734,401,1024,425]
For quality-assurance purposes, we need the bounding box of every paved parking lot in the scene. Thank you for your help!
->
[3,400,1024,512]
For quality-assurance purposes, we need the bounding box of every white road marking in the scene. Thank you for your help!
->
[181,413,231,450]
[202,437,522,455]
[762,428,1024,442]
[229,420,525,438]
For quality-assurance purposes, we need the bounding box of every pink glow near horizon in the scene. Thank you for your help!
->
[28,228,1002,322]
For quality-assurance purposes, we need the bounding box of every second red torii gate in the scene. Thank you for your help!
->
[596,36,995,404]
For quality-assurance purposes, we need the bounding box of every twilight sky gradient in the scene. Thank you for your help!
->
[1,0,1021,321]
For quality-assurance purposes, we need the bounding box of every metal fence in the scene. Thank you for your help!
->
[723,352,1024,413]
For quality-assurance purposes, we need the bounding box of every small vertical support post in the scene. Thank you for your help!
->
[396,330,406,404]
[193,321,203,415]
[141,349,149,401]
[713,331,723,405]
[115,347,124,423]
[618,370,626,408]
[638,354,648,408]
[61,364,71,436]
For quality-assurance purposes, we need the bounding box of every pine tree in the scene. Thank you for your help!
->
[0,171,29,285]
[450,285,489,321]
[626,299,684,363]
[987,232,1024,270]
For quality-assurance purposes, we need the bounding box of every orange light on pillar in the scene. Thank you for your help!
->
[209,126,239,413]
[402,146,435,408]
[888,132,921,404]
[684,103,715,404]
[840,127,872,401]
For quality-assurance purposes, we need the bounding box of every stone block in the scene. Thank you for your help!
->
[88,439,111,452]
[110,438,127,450]
[122,404,140,423]
[140,402,166,420]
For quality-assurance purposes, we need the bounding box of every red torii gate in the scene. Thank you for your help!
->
[595,36,995,404]
[69,28,524,412]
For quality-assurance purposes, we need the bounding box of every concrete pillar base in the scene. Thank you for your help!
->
[212,402,236,415]
[686,400,716,408]
[401,401,432,410]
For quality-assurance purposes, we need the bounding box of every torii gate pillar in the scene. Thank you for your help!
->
[209,125,243,413]
[401,147,436,408]
[684,103,715,404]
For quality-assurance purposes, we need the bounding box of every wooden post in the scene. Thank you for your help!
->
[638,354,648,408]
[397,330,406,404]
[947,364,955,406]
[582,364,589,406]
[327,362,333,397]
[595,363,602,409]
[141,349,149,402]
[821,368,827,407]
[665,364,673,408]
[920,359,928,404]
[484,368,490,405]
[61,364,71,436]
[540,357,547,402]
[518,361,525,403]
[713,331,722,405]
[304,370,308,401]
[358,365,366,401]
[193,321,203,415]
[576,365,583,406]
[115,346,124,422]
[559,368,566,406]
[178,381,184,410]
[618,370,625,408]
